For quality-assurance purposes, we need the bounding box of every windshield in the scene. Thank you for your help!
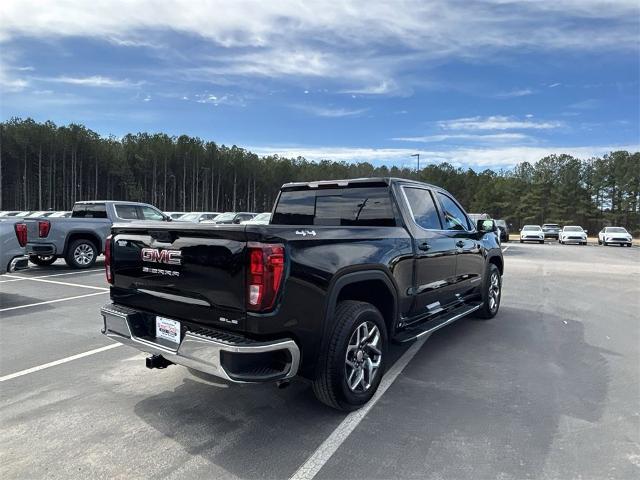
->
[214,212,236,221]
[543,224,559,228]
[253,213,271,221]
[564,226,583,232]
[606,227,627,233]
[523,225,541,231]
[179,213,200,221]
[495,220,506,227]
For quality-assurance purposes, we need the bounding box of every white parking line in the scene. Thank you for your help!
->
[0,268,103,283]
[3,275,108,291]
[0,291,108,312]
[290,335,429,480]
[502,245,511,252]
[0,344,121,382]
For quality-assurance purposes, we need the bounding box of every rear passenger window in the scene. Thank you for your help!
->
[272,187,396,226]
[115,205,139,220]
[437,193,471,231]
[403,188,442,230]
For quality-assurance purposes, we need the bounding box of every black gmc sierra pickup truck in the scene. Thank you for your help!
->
[101,178,503,410]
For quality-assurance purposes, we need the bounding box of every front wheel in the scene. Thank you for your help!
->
[65,239,98,269]
[313,301,387,411]
[29,255,57,266]
[474,263,502,320]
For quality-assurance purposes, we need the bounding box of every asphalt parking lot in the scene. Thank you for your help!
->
[1,241,639,480]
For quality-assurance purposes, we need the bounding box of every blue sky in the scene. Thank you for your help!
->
[1,0,638,170]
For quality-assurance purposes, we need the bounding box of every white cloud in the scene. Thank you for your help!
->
[341,80,403,96]
[47,75,142,88]
[392,133,530,143]
[494,88,534,98]
[548,82,562,88]
[438,115,562,131]
[0,0,637,91]
[249,144,640,169]
[194,92,247,107]
[296,105,368,118]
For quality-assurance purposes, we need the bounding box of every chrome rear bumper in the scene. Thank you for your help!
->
[101,303,300,383]
[9,255,29,272]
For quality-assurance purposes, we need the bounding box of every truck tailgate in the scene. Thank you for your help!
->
[110,223,248,329]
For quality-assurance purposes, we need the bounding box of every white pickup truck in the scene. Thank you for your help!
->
[25,201,170,268]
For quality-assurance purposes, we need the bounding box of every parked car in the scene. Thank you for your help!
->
[211,212,257,224]
[101,177,503,410]
[520,225,544,243]
[542,223,561,239]
[0,218,29,274]
[177,212,221,223]
[559,226,587,245]
[164,211,188,220]
[24,200,170,269]
[48,211,71,218]
[241,212,271,225]
[494,219,509,242]
[25,211,51,218]
[598,227,632,247]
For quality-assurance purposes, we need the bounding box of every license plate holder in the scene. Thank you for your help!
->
[155,316,181,344]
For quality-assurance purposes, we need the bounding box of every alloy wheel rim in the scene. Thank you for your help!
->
[345,321,382,392]
[489,272,500,312]
[74,244,94,265]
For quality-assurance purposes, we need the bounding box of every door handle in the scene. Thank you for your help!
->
[456,240,465,248]
[418,241,431,251]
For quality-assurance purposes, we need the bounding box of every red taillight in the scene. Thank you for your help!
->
[14,223,27,247]
[38,220,51,238]
[247,243,285,312]
[105,234,113,284]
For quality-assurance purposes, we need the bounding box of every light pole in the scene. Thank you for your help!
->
[411,153,420,172]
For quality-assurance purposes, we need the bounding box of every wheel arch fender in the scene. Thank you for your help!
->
[64,230,103,256]
[322,267,400,343]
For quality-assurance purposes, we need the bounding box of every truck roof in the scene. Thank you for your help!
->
[280,177,442,191]
[74,200,155,205]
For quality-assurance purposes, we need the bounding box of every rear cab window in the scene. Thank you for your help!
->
[71,203,108,218]
[272,186,397,226]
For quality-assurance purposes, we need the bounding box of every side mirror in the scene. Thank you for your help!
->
[584,230,588,234]
[477,219,496,233]
[233,217,241,224]
[165,216,172,222]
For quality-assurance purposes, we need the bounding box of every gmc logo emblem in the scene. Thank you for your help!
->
[141,248,182,266]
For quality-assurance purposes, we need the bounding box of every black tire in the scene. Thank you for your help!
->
[539,240,544,244]
[29,255,57,266]
[312,300,388,411]
[474,263,502,320]
[602,241,607,246]
[519,240,523,243]
[65,239,98,269]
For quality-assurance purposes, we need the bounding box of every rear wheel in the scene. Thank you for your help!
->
[312,300,387,411]
[29,255,57,266]
[474,263,501,320]
[65,239,98,269]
